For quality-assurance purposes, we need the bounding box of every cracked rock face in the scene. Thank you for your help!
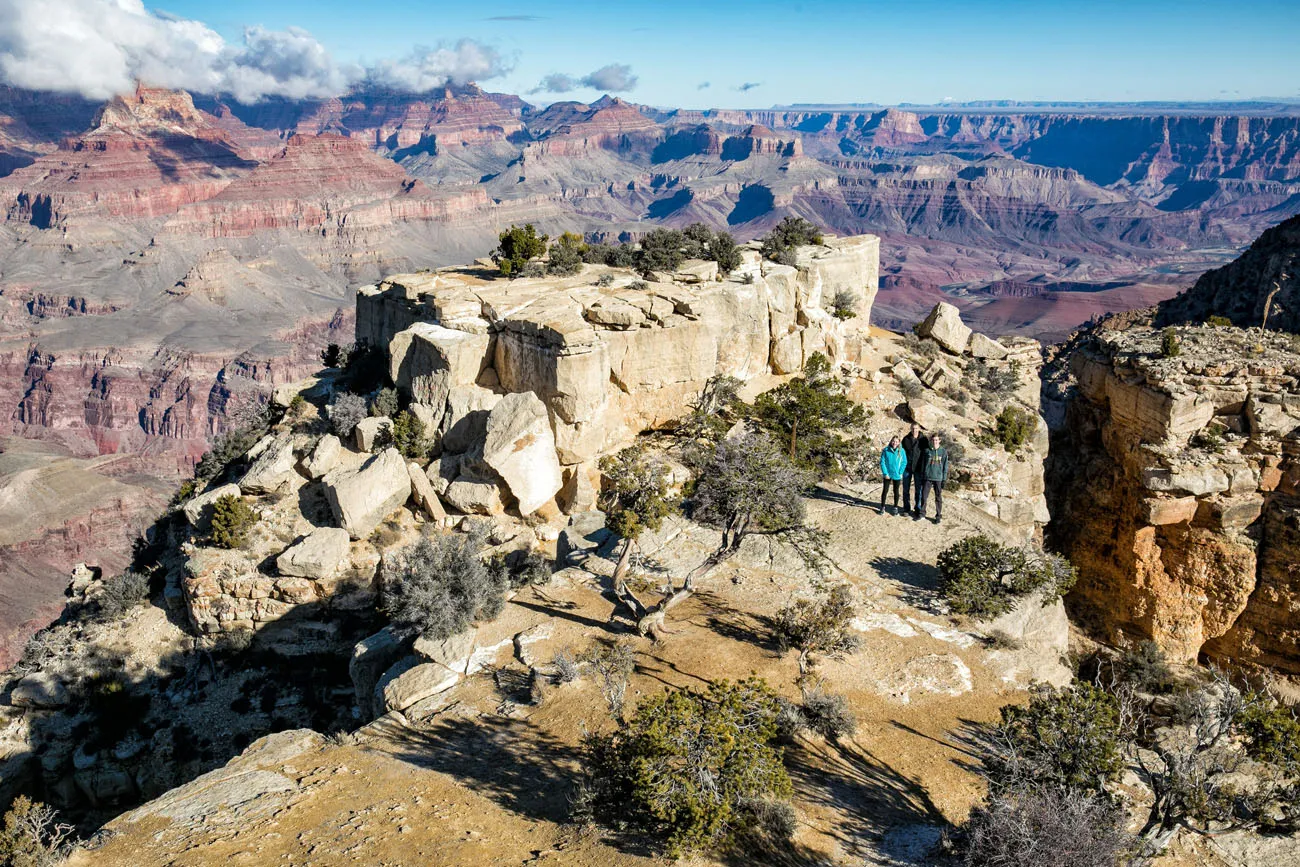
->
[1048,322,1300,672]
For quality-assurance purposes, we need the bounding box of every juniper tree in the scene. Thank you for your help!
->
[749,352,867,477]
[493,224,549,277]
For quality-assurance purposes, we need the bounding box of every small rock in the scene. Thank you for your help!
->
[354,417,392,453]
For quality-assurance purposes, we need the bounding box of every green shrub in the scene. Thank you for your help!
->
[210,495,257,549]
[1160,327,1181,358]
[493,224,548,277]
[707,231,742,274]
[379,532,509,641]
[829,288,859,320]
[328,392,367,438]
[1205,314,1233,327]
[547,232,586,276]
[936,535,1077,619]
[598,445,678,543]
[390,409,431,460]
[760,216,823,262]
[1236,698,1300,766]
[798,687,857,739]
[682,222,715,257]
[986,683,1125,795]
[636,228,686,277]
[193,407,272,485]
[773,584,861,674]
[369,387,400,419]
[581,678,793,856]
[994,405,1036,452]
[1,796,74,867]
[95,570,150,620]
[1119,640,1177,694]
[965,787,1135,867]
[750,352,867,478]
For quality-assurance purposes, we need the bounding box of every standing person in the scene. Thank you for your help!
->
[901,423,928,516]
[879,435,906,515]
[916,432,949,524]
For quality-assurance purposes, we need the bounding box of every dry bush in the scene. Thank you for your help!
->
[582,640,637,718]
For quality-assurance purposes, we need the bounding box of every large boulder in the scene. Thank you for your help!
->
[275,528,352,580]
[442,471,506,515]
[969,332,1010,360]
[300,434,341,479]
[375,656,460,714]
[413,629,477,674]
[239,437,299,495]
[182,483,242,528]
[322,448,412,539]
[350,626,408,718]
[917,302,972,355]
[440,386,502,454]
[389,323,493,407]
[10,672,69,708]
[481,392,564,516]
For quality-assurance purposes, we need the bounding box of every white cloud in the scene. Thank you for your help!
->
[580,63,636,92]
[0,0,506,101]
[365,41,508,92]
[530,63,638,95]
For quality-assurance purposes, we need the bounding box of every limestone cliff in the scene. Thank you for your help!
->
[1047,321,1300,673]
[360,236,880,496]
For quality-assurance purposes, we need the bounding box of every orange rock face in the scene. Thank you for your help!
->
[1047,322,1300,673]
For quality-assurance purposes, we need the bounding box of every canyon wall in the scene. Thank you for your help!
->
[1047,322,1300,674]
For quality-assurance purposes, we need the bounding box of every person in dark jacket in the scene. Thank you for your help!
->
[901,423,928,516]
[879,436,907,514]
[916,432,949,523]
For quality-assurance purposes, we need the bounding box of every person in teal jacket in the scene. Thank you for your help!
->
[879,435,907,515]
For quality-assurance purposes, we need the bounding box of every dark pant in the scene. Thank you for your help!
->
[918,479,943,519]
[903,470,918,511]
[880,478,900,510]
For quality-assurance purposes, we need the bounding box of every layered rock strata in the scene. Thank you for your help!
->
[1048,323,1300,673]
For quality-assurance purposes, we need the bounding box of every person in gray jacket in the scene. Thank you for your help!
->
[915,432,949,524]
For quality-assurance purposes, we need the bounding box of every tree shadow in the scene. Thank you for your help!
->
[694,591,785,656]
[380,715,589,827]
[785,735,952,864]
[870,556,942,612]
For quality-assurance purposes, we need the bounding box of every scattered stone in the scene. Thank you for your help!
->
[301,435,341,478]
[557,511,612,567]
[350,627,409,718]
[376,657,460,714]
[407,461,447,521]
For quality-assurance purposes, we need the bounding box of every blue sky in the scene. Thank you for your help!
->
[109,0,1300,106]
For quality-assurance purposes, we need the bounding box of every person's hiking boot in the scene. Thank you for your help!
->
[933,516,942,525]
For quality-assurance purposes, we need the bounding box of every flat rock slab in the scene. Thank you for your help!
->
[276,527,352,580]
[323,448,412,539]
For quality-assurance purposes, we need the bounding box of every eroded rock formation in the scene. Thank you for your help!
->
[1048,322,1300,673]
